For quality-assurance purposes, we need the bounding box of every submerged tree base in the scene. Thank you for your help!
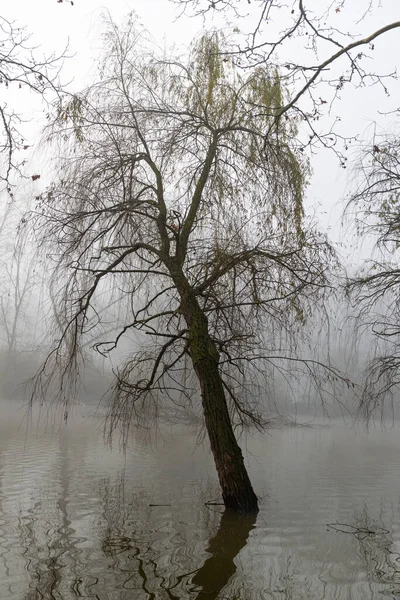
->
[223,492,259,514]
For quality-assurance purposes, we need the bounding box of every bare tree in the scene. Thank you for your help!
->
[30,17,342,513]
[0,15,65,190]
[0,230,37,358]
[346,125,400,419]
[0,197,46,398]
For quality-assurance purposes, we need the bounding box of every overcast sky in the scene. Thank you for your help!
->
[3,0,400,268]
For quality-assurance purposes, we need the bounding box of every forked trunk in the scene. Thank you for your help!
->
[175,274,259,513]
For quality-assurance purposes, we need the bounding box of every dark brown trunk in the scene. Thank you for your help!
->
[172,270,259,513]
[194,346,259,512]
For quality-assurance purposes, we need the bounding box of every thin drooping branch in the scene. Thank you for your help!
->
[0,15,66,189]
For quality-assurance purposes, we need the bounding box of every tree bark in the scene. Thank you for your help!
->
[173,270,259,513]
[193,342,259,512]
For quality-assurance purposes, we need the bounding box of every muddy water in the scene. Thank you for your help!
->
[1,401,400,599]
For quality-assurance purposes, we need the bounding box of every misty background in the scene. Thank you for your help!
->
[0,0,399,423]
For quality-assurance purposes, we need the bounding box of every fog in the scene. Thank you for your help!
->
[0,1,395,425]
[1,3,400,598]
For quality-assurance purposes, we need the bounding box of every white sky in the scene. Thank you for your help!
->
[3,0,400,268]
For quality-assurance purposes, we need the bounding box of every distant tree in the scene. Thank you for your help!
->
[0,197,44,398]
[347,126,400,419]
[0,225,37,358]
[0,15,65,190]
[31,18,341,513]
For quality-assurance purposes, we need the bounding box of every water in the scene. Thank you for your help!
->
[1,402,400,599]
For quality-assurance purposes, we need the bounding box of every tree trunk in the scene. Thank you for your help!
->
[174,272,259,513]
[194,344,259,512]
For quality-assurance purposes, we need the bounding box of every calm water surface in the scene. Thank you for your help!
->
[1,401,400,599]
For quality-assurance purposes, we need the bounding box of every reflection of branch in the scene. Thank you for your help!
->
[327,521,388,541]
[328,509,400,588]
[98,475,255,599]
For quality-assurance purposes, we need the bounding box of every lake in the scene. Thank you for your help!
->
[1,401,400,599]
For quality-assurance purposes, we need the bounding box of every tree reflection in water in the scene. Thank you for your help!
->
[17,432,98,600]
[190,511,256,600]
[328,505,400,594]
[14,468,400,600]
[99,476,256,599]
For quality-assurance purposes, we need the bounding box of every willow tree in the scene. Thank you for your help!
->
[347,129,400,419]
[31,17,337,513]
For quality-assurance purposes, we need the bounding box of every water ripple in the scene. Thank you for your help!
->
[1,407,400,598]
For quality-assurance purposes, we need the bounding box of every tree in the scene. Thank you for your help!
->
[346,126,400,419]
[0,15,64,190]
[0,219,37,357]
[0,195,49,398]
[30,18,340,513]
